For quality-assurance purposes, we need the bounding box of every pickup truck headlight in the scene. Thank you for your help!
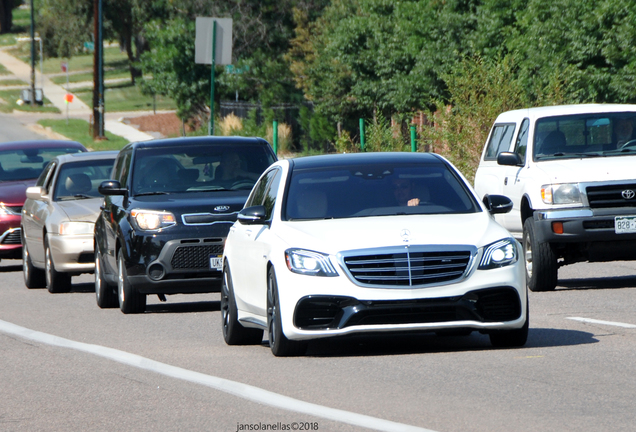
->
[59,221,94,235]
[541,183,581,204]
[285,249,338,277]
[131,209,176,231]
[479,238,518,269]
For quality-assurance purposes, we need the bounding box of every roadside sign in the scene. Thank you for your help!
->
[84,42,94,51]
[61,62,68,72]
[195,18,233,65]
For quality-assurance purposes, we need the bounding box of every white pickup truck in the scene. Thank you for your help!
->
[474,104,636,291]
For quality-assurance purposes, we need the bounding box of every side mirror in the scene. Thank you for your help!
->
[483,194,513,215]
[497,152,524,167]
[25,186,45,200]
[237,205,268,225]
[98,180,127,196]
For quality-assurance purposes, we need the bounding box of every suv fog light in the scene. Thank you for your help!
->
[148,263,165,281]
[552,222,564,234]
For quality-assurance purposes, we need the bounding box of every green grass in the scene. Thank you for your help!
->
[50,69,131,85]
[74,82,177,112]
[38,118,129,151]
[0,89,60,113]
[0,64,11,75]
[0,7,31,46]
[41,46,128,74]
[0,78,27,86]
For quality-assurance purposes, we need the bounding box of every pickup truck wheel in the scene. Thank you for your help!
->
[523,218,557,292]
[220,264,263,345]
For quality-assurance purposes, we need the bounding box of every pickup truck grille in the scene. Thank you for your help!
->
[587,183,636,209]
[342,247,473,287]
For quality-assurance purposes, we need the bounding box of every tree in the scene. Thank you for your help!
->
[0,0,14,34]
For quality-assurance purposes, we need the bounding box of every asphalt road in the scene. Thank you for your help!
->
[2,116,635,431]
[1,257,635,432]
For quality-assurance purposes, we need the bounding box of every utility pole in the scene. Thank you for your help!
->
[29,0,35,104]
[92,0,104,139]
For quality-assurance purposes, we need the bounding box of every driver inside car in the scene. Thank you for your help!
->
[615,118,634,147]
[215,152,259,188]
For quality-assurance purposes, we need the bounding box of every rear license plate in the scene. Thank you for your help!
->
[615,216,636,234]
[210,255,223,271]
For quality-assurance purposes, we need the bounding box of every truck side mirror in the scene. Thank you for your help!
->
[497,152,524,167]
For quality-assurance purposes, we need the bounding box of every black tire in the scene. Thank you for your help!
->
[490,297,529,348]
[45,240,71,293]
[267,267,307,357]
[95,247,118,308]
[523,218,558,292]
[117,250,146,314]
[220,264,263,345]
[22,239,45,289]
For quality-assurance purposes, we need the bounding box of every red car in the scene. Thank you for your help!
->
[0,140,87,262]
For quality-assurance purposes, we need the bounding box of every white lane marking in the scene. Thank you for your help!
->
[567,317,636,329]
[0,319,435,432]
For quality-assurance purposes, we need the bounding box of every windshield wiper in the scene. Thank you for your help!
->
[58,194,93,200]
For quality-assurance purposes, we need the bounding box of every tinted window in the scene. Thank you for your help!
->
[131,145,275,195]
[54,159,115,201]
[36,162,56,189]
[0,147,84,182]
[112,149,132,187]
[534,112,636,160]
[484,124,516,160]
[285,162,479,220]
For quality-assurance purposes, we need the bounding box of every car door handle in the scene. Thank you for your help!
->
[504,177,508,186]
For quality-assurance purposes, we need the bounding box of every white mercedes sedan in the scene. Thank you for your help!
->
[222,152,527,356]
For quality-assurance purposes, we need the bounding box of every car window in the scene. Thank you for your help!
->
[484,123,516,160]
[534,112,636,160]
[245,168,279,208]
[130,144,275,195]
[0,147,83,182]
[36,161,56,190]
[113,149,132,187]
[53,159,115,201]
[284,162,479,220]
[514,118,530,163]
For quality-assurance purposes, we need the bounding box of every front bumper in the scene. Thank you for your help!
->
[272,250,527,341]
[48,233,95,273]
[534,207,636,261]
[0,219,22,259]
[126,237,224,294]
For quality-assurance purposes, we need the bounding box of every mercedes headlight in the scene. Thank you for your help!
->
[541,183,581,204]
[131,209,176,231]
[479,238,518,269]
[285,249,338,277]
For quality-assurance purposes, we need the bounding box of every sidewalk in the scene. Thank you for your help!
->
[0,48,154,142]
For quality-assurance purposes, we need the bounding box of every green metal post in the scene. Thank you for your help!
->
[359,118,365,151]
[410,125,417,152]
[209,20,217,135]
[273,120,278,154]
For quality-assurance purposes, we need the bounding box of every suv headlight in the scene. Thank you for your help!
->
[59,221,94,235]
[131,209,176,231]
[541,183,581,204]
[285,249,338,277]
[479,238,518,269]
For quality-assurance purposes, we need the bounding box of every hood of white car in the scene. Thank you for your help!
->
[536,155,636,184]
[275,212,512,255]
[57,198,103,222]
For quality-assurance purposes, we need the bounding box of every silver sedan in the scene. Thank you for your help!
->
[21,151,117,293]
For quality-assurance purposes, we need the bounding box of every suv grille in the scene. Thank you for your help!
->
[342,247,473,287]
[586,183,636,209]
[171,244,224,269]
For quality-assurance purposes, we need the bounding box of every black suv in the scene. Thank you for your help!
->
[94,136,276,313]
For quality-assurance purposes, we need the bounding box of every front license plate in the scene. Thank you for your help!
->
[615,216,636,234]
[210,255,223,271]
